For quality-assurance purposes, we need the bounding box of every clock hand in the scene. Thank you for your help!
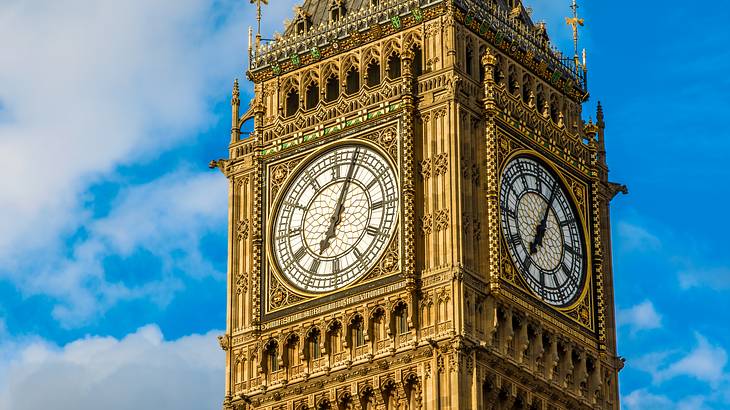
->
[530,180,558,254]
[320,148,360,253]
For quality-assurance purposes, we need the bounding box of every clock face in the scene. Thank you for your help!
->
[271,144,399,293]
[499,156,586,307]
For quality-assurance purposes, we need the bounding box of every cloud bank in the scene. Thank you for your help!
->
[0,325,224,410]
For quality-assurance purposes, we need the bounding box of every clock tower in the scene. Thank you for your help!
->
[214,0,624,408]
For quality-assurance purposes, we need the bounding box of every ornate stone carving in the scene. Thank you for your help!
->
[434,209,450,232]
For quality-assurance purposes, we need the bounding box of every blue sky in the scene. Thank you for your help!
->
[0,0,728,408]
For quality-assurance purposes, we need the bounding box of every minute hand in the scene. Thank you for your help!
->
[530,181,558,255]
[319,148,359,253]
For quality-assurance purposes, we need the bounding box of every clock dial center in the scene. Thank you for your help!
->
[303,180,370,259]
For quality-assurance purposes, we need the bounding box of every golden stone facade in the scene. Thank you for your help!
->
[214,0,623,408]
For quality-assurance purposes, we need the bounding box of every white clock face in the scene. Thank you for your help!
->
[499,157,586,307]
[271,144,399,293]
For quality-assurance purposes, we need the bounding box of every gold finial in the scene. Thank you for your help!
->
[250,0,269,48]
[565,0,585,73]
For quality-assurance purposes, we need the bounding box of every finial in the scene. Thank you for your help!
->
[250,0,269,48]
[596,101,604,122]
[233,79,240,98]
[565,0,585,74]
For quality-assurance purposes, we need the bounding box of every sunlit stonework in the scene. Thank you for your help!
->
[213,0,625,408]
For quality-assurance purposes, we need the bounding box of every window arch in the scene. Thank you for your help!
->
[465,45,474,76]
[411,45,423,76]
[325,75,339,102]
[305,81,319,109]
[264,339,279,373]
[327,320,343,355]
[508,65,519,95]
[394,302,408,335]
[366,60,381,87]
[285,334,300,372]
[350,315,366,347]
[550,94,560,123]
[307,328,322,361]
[522,74,533,104]
[345,67,359,95]
[371,307,386,342]
[285,88,299,117]
[387,53,401,79]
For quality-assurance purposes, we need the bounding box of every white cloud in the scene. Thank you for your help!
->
[617,300,663,334]
[617,222,661,252]
[0,325,224,410]
[28,170,226,327]
[635,333,729,387]
[623,389,709,410]
[657,334,728,386]
[0,0,244,263]
[679,267,730,291]
[623,389,674,410]
[0,0,242,325]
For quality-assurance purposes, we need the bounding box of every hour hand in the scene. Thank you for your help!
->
[319,203,343,252]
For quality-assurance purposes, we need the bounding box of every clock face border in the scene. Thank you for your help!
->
[498,149,593,314]
[264,138,402,300]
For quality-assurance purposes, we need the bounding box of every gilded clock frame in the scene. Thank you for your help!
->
[260,119,405,320]
[497,139,596,333]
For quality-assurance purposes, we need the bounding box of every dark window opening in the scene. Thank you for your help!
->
[412,47,423,76]
[325,76,339,102]
[396,305,408,335]
[305,83,319,109]
[285,89,299,117]
[387,54,401,79]
[466,48,473,76]
[345,68,359,94]
[366,62,381,87]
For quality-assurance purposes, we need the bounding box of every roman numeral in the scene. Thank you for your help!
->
[283,201,306,210]
[366,226,381,236]
[294,247,306,261]
[509,233,522,247]
[305,171,320,190]
[523,256,533,273]
[371,200,383,210]
[500,204,516,219]
[309,259,320,274]
[559,218,576,227]
[332,258,340,274]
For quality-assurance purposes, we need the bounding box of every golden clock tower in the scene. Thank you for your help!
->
[213,0,625,408]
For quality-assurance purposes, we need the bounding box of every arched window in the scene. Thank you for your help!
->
[466,46,474,76]
[285,89,299,117]
[285,334,300,370]
[351,316,366,347]
[305,82,319,109]
[395,303,408,335]
[308,329,321,360]
[387,53,401,79]
[345,67,359,94]
[328,321,342,354]
[366,61,381,87]
[550,94,560,123]
[508,65,519,95]
[265,340,279,372]
[493,58,504,84]
[412,46,423,76]
[325,75,339,102]
[372,308,386,342]
[536,85,546,113]
[522,74,533,104]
